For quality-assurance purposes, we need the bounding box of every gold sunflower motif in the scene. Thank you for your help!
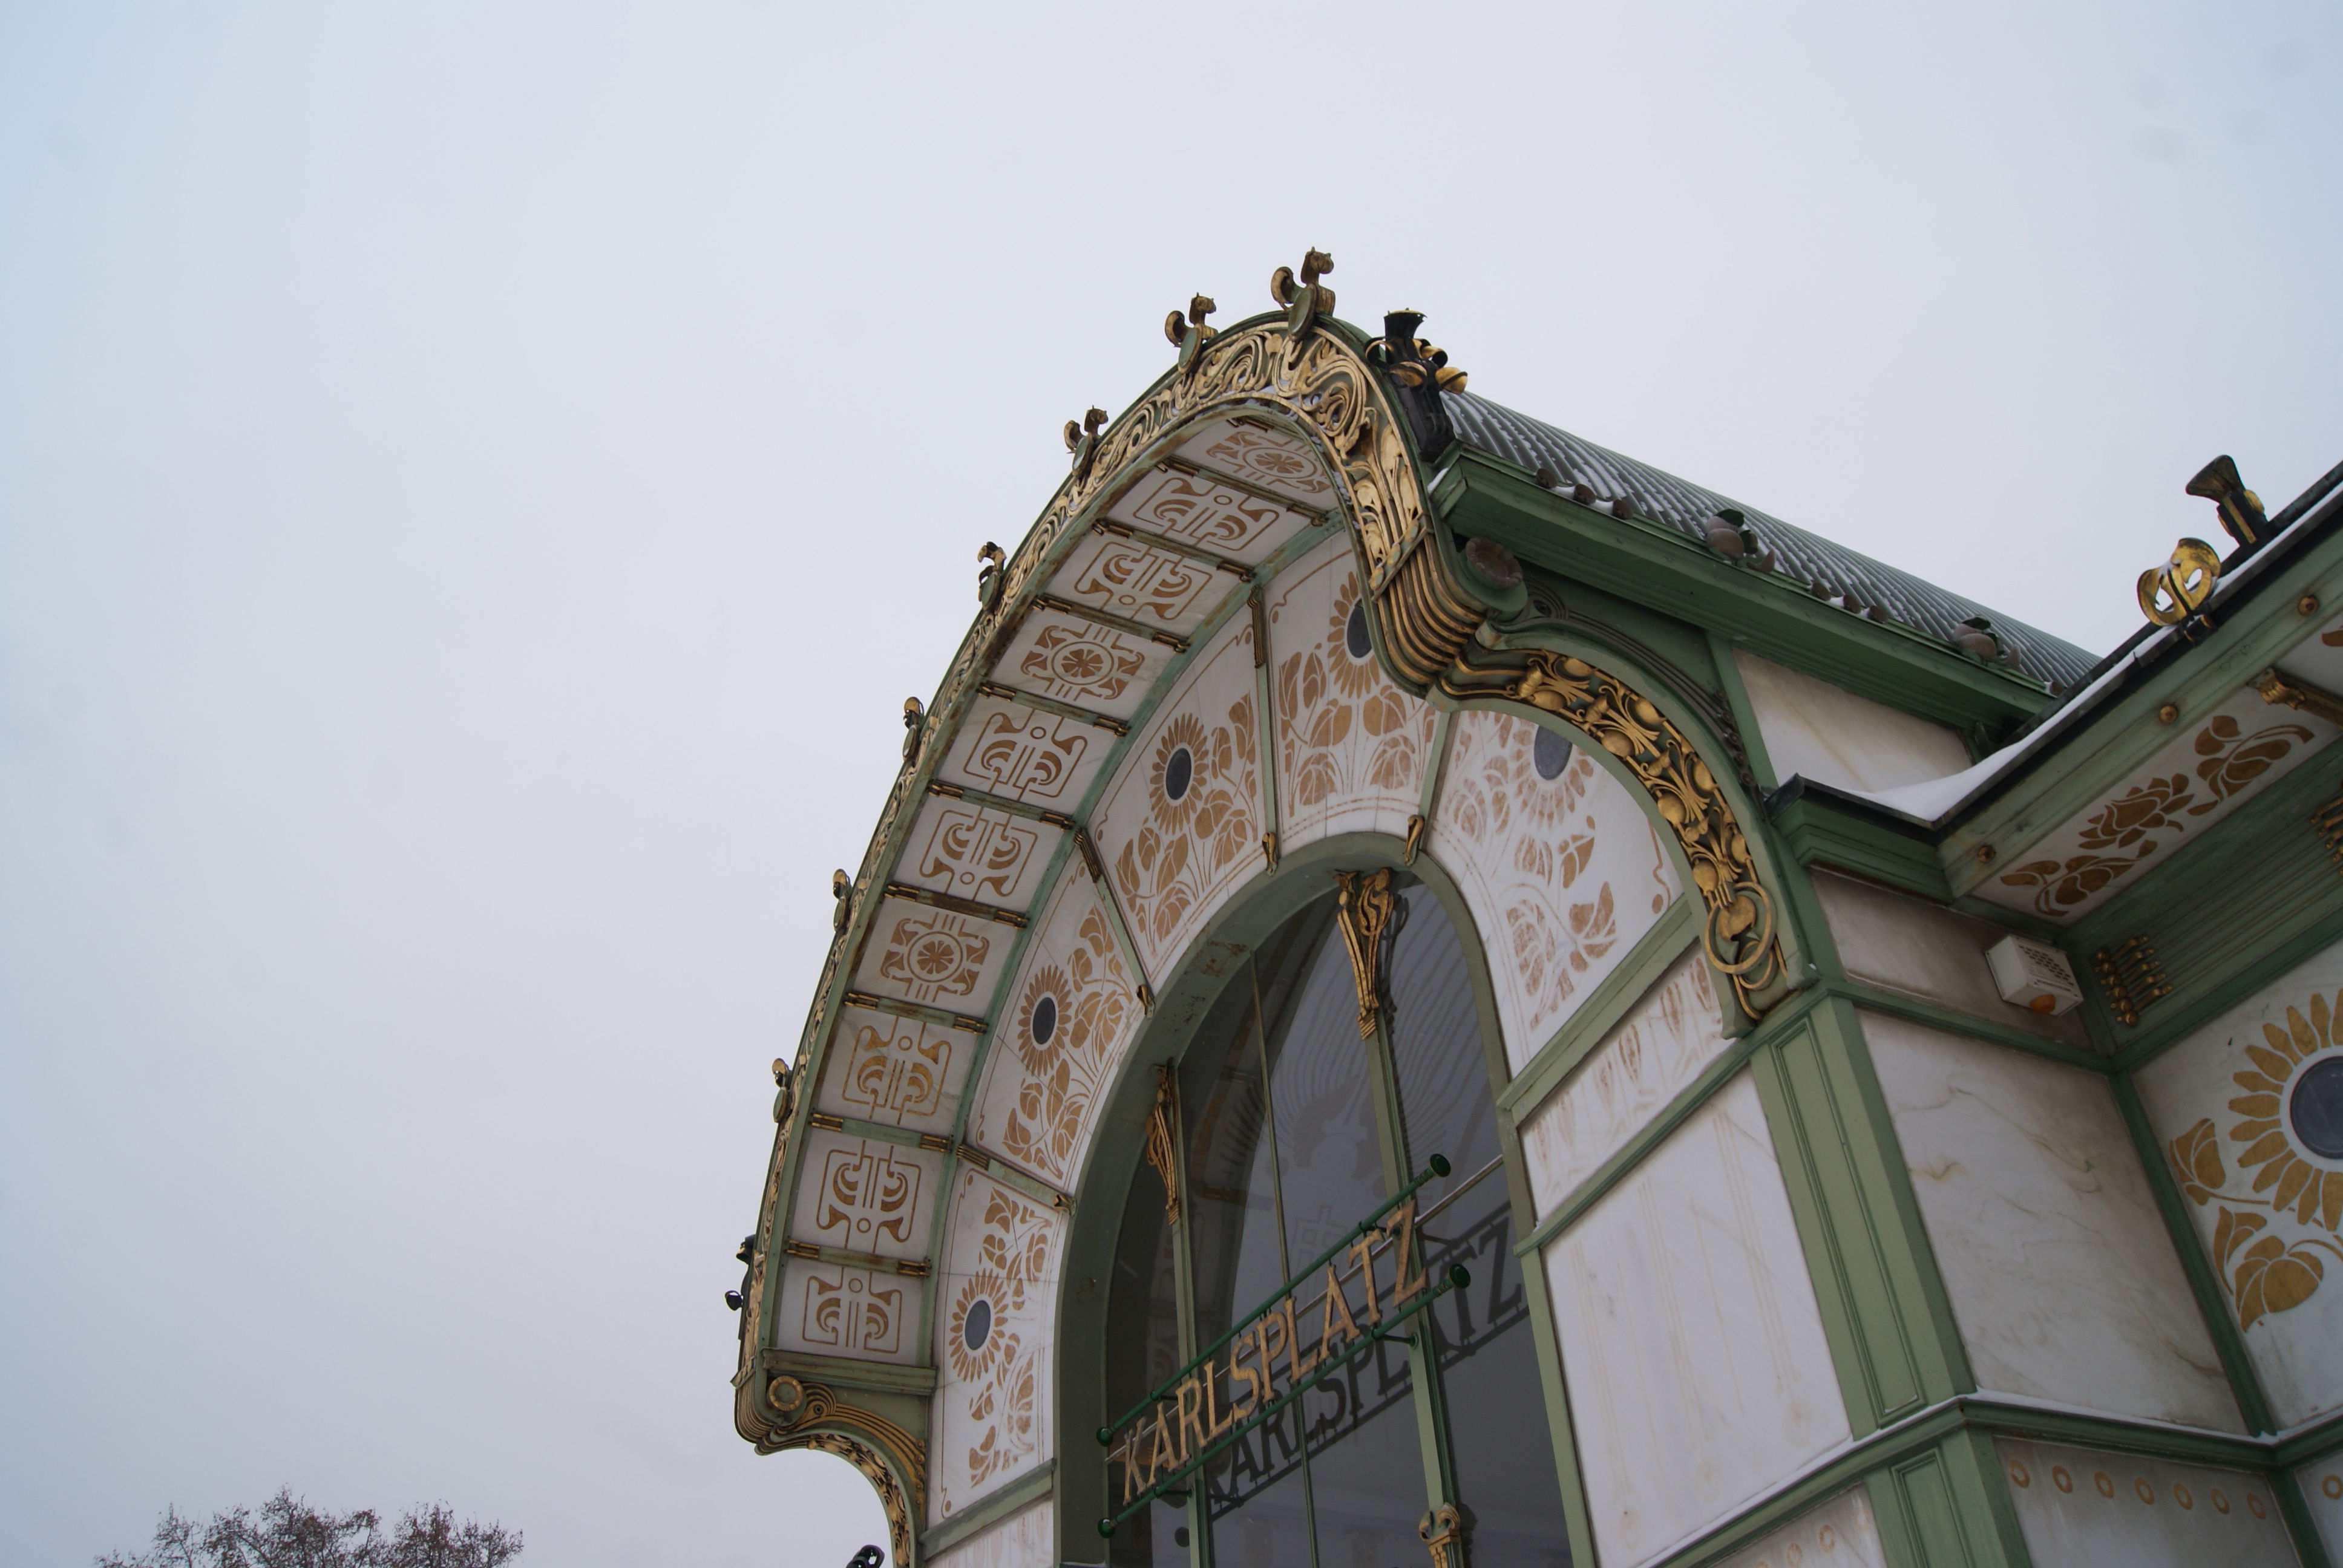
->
[1149,711,1209,829]
[2229,990,2343,1230]
[1325,579,1380,700]
[948,1271,1010,1382]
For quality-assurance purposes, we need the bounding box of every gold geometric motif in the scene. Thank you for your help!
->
[963,707,1092,801]
[1067,540,1222,627]
[812,1144,922,1250]
[1124,469,1292,553]
[2000,711,2315,916]
[803,1267,906,1355]
[2166,985,2343,1328]
[1000,907,1136,1183]
[874,907,992,1003]
[914,806,1040,903]
[1017,621,1150,705]
[1193,422,1334,500]
[1112,693,1261,958]
[841,1018,952,1125]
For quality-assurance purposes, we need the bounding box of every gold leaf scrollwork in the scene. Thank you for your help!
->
[1334,867,1400,1039]
[737,1372,926,1565]
[1419,1504,1466,1568]
[1143,1062,1182,1227]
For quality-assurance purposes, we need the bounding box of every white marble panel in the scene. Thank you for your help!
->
[1977,682,2335,923]
[1519,942,1723,1217]
[965,865,1143,1188]
[788,1131,945,1261]
[1430,710,1682,1072]
[893,795,1064,913]
[769,1259,924,1366]
[1047,532,1236,636]
[1173,419,1338,509]
[1265,537,1436,854]
[1090,615,1263,981]
[1104,462,1318,563]
[993,606,1174,722]
[1811,871,2089,1048]
[1996,1437,2296,1567]
[1864,1013,2241,1431]
[1735,650,1971,794]
[933,1168,1065,1521]
[934,695,1115,811]
[816,1004,978,1135]
[1714,1485,1883,1568]
[849,897,1016,1016]
[2133,936,2343,1426]
[929,1497,1054,1568]
[2299,1454,2343,1561]
[2275,606,2343,691]
[1542,1071,1849,1567]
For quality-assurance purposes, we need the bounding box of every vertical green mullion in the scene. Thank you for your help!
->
[1361,1008,1458,1526]
[1866,1430,2031,1568]
[1706,631,1780,792]
[2108,1068,2277,1436]
[1162,1057,1211,1568]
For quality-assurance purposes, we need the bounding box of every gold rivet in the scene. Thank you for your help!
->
[2158,702,2180,725]
[1974,844,1996,866]
[2301,595,2322,618]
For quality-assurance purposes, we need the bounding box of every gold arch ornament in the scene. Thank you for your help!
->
[733,1373,925,1566]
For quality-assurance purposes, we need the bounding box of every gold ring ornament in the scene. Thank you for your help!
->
[2138,538,2221,627]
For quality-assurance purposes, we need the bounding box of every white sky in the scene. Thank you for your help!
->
[1,4,2335,1566]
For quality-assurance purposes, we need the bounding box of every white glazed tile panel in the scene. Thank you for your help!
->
[1090,615,1262,981]
[934,696,1114,810]
[993,607,1173,722]
[850,897,1015,1016]
[1712,1485,1884,1568]
[1865,1012,2242,1431]
[1542,1071,1849,1568]
[1173,419,1337,508]
[933,1168,1065,1522]
[815,1004,976,1135]
[1265,537,1436,854]
[1812,871,2090,1048]
[770,1260,924,1366]
[787,1131,945,1261]
[1105,463,1316,563]
[893,795,1064,912]
[1519,942,1721,1218]
[929,1497,1054,1568]
[2275,607,2343,691]
[1430,710,1682,1073]
[2134,935,2343,1426]
[1047,533,1234,637]
[965,865,1143,1189]
[1734,649,1972,794]
[1996,1438,2296,1567]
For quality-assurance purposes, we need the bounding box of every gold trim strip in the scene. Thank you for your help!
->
[1030,593,1191,653]
[842,990,988,1033]
[2257,667,2343,728]
[923,779,1076,830]
[1091,516,1253,580]
[976,679,1131,736]
[879,880,1030,929]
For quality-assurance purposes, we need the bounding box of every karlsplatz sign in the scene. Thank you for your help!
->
[1095,1157,1470,1537]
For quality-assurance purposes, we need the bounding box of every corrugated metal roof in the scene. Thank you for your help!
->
[1443,391,2099,691]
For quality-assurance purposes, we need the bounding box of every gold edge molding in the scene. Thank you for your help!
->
[735,1374,925,1565]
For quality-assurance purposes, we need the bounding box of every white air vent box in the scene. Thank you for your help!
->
[1987,934,2083,1016]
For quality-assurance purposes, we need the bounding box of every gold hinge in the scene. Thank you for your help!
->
[807,1112,845,1132]
[2315,786,2343,874]
[782,1240,820,1261]
[2092,936,2172,1028]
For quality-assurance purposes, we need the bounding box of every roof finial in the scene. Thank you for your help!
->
[1269,250,1335,336]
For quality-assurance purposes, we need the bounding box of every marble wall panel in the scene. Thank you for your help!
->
[993,607,1173,722]
[1978,683,2335,923]
[1812,871,2089,1048]
[1734,650,1971,794]
[1518,942,1722,1217]
[2134,935,2343,1426]
[1430,711,1681,1073]
[1046,533,1234,638]
[933,1169,1065,1523]
[1542,1071,1849,1567]
[1091,616,1262,982]
[934,695,1114,811]
[787,1131,945,1261]
[1864,1013,2241,1431]
[1104,462,1317,564]
[850,898,1015,1016]
[892,795,1064,913]
[2299,1454,2343,1561]
[1995,1437,2296,1567]
[1712,1485,1883,1568]
[816,1005,977,1135]
[1265,537,1436,853]
[770,1259,925,1366]
[965,866,1143,1189]
[1173,419,1338,509]
[929,1497,1054,1568]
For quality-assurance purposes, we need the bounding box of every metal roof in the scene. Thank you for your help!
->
[1442,391,2100,691]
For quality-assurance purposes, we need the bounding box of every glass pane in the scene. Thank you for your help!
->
[1103,1135,1183,1567]
[1300,1334,1425,1568]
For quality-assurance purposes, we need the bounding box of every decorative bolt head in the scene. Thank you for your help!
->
[1974,844,1996,866]
[2158,702,2180,725]
[2302,595,2322,618]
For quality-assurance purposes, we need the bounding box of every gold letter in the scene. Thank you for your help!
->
[1346,1233,1382,1323]
[1287,1292,1322,1379]
[1316,1262,1362,1357]
[1388,1199,1426,1307]
[1175,1373,1207,1466]
[1228,1324,1265,1416]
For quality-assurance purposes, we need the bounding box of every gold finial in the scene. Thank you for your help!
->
[1064,408,1110,483]
[2137,538,2221,629]
[975,541,1005,603]
[1366,309,1468,393]
[2186,455,2268,552]
[1164,293,1219,376]
[831,869,853,932]
[1269,250,1336,335]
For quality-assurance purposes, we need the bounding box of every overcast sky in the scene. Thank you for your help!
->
[1,4,2336,1566]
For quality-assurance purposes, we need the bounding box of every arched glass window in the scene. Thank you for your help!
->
[1100,882,1574,1567]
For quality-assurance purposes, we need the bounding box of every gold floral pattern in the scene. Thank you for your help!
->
[939,1177,1058,1508]
[1015,621,1149,707]
[1999,710,2315,917]
[1191,422,1335,500]
[998,908,1135,1183]
[1064,538,1225,628]
[2166,987,2343,1328]
[873,907,993,1003]
[1107,644,1262,967]
[1274,562,1435,838]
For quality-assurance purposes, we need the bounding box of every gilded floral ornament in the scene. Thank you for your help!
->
[2166,985,2343,1329]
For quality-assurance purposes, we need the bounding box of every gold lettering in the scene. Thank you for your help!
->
[1113,1431,1142,1503]
[1228,1324,1265,1416]
[1289,1289,1325,1379]
[1259,1302,1291,1391]
[1388,1198,1426,1307]
[1175,1373,1207,1465]
[1346,1233,1382,1323]
[1316,1261,1362,1357]
[1205,1352,1234,1439]
[1145,1411,1178,1486]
